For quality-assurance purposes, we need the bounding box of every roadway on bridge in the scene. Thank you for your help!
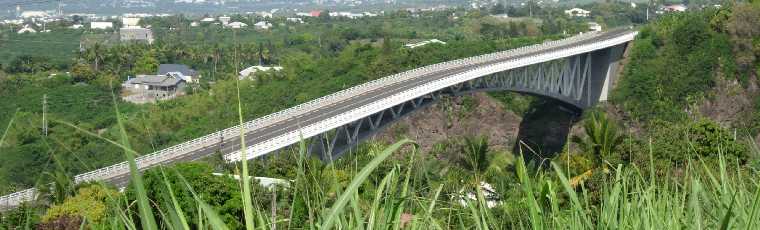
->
[108,29,630,187]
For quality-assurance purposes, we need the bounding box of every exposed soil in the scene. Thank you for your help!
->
[373,93,522,153]
[699,76,755,127]
[373,92,581,161]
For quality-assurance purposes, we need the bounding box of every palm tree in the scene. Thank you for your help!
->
[571,111,624,166]
[460,136,490,173]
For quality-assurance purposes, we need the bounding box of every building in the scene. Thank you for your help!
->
[90,21,113,29]
[564,8,591,17]
[120,27,154,44]
[254,21,272,30]
[122,74,187,103]
[239,65,283,80]
[286,18,304,23]
[17,25,37,34]
[219,16,231,25]
[122,17,140,27]
[69,24,83,29]
[158,64,199,82]
[663,4,687,12]
[404,39,446,49]
[200,17,215,22]
[310,10,322,17]
[588,22,602,32]
[227,21,248,29]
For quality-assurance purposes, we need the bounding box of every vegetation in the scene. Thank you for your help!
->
[1,2,760,230]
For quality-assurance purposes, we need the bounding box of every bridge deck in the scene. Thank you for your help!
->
[1,29,637,210]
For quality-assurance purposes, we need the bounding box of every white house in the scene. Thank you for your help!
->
[404,39,446,49]
[190,21,199,27]
[254,21,272,30]
[122,17,140,27]
[286,18,304,23]
[17,25,37,34]
[218,16,231,25]
[565,8,591,17]
[588,22,602,32]
[239,65,283,80]
[200,17,215,22]
[295,12,311,17]
[227,21,248,29]
[90,21,113,29]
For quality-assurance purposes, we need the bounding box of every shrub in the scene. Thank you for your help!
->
[41,184,117,224]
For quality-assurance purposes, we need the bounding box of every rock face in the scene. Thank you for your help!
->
[699,76,754,127]
[374,93,523,153]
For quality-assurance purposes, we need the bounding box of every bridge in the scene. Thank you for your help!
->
[0,29,637,211]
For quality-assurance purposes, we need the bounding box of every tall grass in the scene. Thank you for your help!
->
[7,87,759,229]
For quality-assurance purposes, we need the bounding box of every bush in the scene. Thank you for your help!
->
[650,119,749,164]
[41,184,117,224]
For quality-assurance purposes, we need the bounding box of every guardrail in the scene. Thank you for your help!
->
[0,30,632,210]
[224,30,637,162]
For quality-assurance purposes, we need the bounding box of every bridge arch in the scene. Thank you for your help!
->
[302,42,630,160]
[0,30,636,211]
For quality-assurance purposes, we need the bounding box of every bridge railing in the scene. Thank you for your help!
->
[224,30,637,163]
[71,30,613,184]
[2,30,627,210]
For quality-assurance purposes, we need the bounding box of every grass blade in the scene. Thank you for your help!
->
[321,139,414,229]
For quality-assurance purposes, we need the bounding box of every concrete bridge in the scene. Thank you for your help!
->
[0,29,637,211]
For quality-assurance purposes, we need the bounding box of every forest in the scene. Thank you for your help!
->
[1,1,759,229]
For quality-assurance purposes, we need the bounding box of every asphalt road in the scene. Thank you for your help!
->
[107,29,632,188]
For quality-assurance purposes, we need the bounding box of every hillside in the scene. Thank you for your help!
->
[1,2,759,229]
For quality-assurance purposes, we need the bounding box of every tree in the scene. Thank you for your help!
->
[571,112,623,165]
[41,184,117,226]
[70,63,95,83]
[134,52,159,74]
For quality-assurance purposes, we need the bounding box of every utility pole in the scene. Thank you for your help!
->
[42,94,47,136]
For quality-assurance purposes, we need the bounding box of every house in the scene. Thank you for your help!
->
[227,21,248,29]
[219,16,231,25]
[69,24,84,29]
[122,74,187,103]
[588,22,602,32]
[17,25,37,34]
[310,10,322,17]
[286,18,304,23]
[90,21,113,29]
[157,64,199,83]
[663,4,687,12]
[239,65,283,80]
[404,39,446,49]
[120,27,154,44]
[200,17,215,22]
[190,21,199,27]
[564,8,591,17]
[295,12,311,17]
[254,21,272,30]
[122,17,140,27]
